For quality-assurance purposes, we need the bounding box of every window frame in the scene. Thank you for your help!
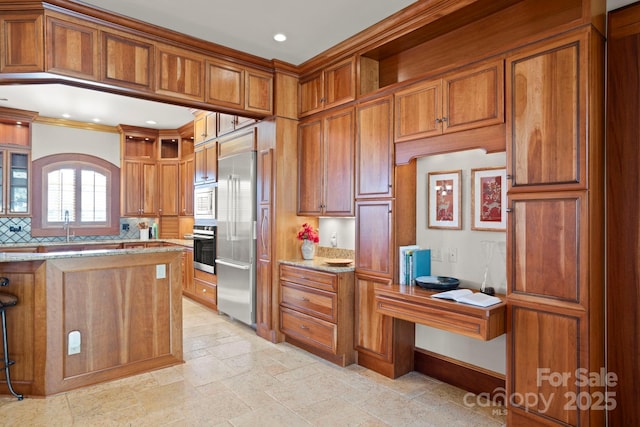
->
[32,153,120,237]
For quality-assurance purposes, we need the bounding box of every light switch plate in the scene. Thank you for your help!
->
[156,264,166,279]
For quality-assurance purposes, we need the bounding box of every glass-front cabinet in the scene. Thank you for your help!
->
[0,149,30,215]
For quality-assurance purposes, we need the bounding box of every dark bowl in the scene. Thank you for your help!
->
[414,276,460,291]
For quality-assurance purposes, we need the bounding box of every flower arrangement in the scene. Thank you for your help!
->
[297,223,319,243]
[137,221,149,230]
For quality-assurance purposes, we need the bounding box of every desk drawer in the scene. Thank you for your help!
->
[280,307,336,353]
[281,282,336,322]
[279,264,337,292]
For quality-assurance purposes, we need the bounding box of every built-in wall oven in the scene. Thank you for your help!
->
[193,225,216,273]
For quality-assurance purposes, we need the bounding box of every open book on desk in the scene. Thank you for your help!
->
[431,289,502,307]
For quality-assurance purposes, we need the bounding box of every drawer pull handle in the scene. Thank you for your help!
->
[301,296,310,302]
[300,324,309,330]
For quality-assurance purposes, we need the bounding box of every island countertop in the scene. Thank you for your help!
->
[0,245,185,262]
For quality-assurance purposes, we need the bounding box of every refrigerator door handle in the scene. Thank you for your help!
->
[215,259,251,270]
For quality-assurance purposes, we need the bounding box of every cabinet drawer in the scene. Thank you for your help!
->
[281,282,336,322]
[280,307,336,353]
[279,264,337,292]
[194,279,217,305]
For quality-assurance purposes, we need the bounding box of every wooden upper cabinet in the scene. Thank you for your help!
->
[245,67,273,114]
[394,59,504,142]
[356,96,394,199]
[0,13,44,73]
[45,15,98,80]
[299,57,356,117]
[355,199,393,278]
[206,59,244,109]
[102,31,153,90]
[156,44,205,101]
[298,118,324,216]
[507,32,585,190]
[298,107,355,216]
[193,112,217,144]
[394,79,441,141]
[194,140,217,184]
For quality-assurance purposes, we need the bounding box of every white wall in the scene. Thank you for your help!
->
[415,149,507,374]
[318,217,356,249]
[31,123,120,166]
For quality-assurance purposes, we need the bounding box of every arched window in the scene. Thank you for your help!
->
[31,154,120,237]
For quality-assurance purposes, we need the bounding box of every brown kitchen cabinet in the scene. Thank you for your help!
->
[355,199,394,278]
[356,96,394,199]
[193,111,217,145]
[298,57,356,117]
[0,149,31,216]
[205,58,244,110]
[505,27,604,426]
[157,161,179,216]
[45,14,99,80]
[179,155,194,216]
[354,274,414,378]
[194,140,217,184]
[394,59,504,142]
[0,13,44,73]
[218,113,256,136]
[188,269,217,309]
[155,43,205,101]
[101,30,153,91]
[121,160,157,217]
[181,247,194,293]
[297,106,354,216]
[279,264,355,367]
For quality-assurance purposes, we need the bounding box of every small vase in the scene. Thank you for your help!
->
[140,229,149,240]
[301,239,315,260]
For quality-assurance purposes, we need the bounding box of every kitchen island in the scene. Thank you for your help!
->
[0,246,184,397]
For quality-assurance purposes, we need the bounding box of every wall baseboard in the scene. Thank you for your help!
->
[414,348,505,403]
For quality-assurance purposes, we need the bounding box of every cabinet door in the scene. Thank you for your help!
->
[156,44,204,101]
[218,113,236,136]
[323,108,354,216]
[299,72,323,117]
[323,57,356,110]
[354,274,393,361]
[507,33,585,190]
[355,200,393,278]
[394,78,441,142]
[257,148,273,205]
[179,157,194,216]
[8,151,29,215]
[193,112,216,145]
[443,59,504,134]
[245,67,273,114]
[0,13,44,73]
[158,162,179,216]
[297,118,323,215]
[182,248,195,293]
[357,96,394,199]
[194,141,217,184]
[101,32,153,90]
[45,15,99,80]
[122,160,142,216]
[205,59,244,109]
[140,162,157,216]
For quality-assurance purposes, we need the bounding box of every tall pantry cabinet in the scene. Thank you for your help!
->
[505,27,605,426]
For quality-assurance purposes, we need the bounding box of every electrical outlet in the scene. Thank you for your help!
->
[432,248,443,261]
[68,330,81,355]
[448,248,458,263]
[122,223,130,231]
[9,225,22,232]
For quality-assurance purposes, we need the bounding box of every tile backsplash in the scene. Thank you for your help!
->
[0,217,156,245]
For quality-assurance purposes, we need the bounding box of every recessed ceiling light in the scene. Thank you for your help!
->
[146,120,157,125]
[62,113,71,118]
[92,118,101,123]
[273,33,287,42]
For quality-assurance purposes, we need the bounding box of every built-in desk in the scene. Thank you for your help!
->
[374,284,505,341]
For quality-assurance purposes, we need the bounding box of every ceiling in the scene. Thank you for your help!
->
[0,0,635,130]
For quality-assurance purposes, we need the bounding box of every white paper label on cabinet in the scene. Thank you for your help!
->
[156,264,166,279]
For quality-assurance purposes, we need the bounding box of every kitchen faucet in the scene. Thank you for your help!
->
[63,210,71,242]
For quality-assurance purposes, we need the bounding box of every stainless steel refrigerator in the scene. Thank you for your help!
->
[215,150,256,326]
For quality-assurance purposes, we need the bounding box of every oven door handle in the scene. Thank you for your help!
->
[192,234,215,239]
[215,259,250,270]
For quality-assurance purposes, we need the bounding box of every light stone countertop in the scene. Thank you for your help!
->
[0,245,185,263]
[279,257,355,273]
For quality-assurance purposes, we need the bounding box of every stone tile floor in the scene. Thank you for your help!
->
[0,298,506,426]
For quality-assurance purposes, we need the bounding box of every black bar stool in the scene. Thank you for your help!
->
[0,276,23,400]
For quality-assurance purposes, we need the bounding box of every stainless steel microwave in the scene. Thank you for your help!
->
[194,183,217,225]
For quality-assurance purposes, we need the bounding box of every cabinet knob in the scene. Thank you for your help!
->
[300,324,309,330]
[441,117,448,122]
[435,118,442,124]
[506,208,513,213]
[301,296,310,302]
